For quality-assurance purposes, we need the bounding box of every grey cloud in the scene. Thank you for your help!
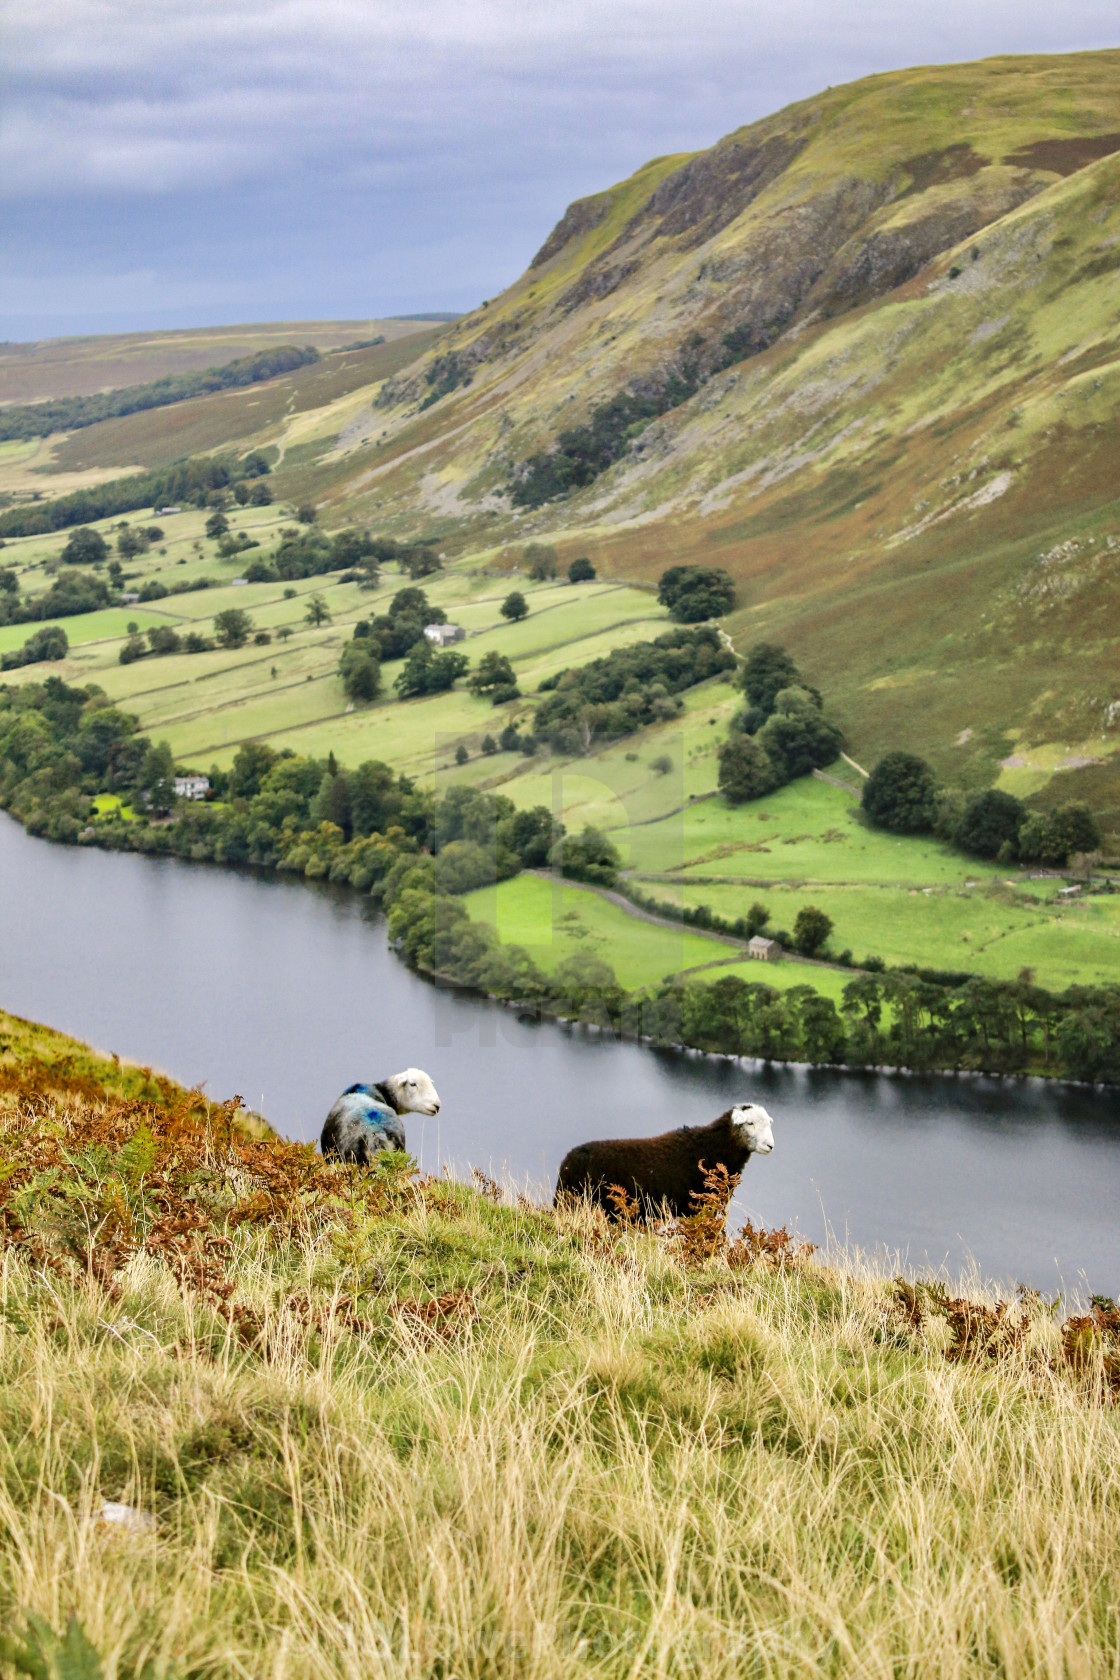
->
[1,0,1118,336]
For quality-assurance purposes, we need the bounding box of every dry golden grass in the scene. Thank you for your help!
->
[1,1070,1118,1678]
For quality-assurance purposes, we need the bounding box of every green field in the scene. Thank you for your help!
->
[0,506,674,774]
[648,876,1118,992]
[464,872,854,999]
[464,872,741,989]
[3,491,1119,1001]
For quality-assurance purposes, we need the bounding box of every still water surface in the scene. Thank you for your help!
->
[1,815,1117,1293]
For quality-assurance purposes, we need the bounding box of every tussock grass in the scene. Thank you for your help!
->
[1,1074,1119,1677]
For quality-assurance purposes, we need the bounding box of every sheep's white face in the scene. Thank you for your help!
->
[385,1068,441,1116]
[732,1103,774,1155]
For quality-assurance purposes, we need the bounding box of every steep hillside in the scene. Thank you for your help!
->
[6,53,1120,820]
[294,50,1120,817]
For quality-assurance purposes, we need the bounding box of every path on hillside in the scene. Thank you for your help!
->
[527,868,857,980]
[528,868,744,947]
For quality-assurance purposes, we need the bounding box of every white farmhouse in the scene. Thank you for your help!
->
[424,623,465,647]
[173,775,210,801]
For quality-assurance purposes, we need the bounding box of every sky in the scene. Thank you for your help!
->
[1,0,1117,342]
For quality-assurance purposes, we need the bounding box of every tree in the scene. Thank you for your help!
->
[0,624,69,671]
[793,906,833,957]
[1018,802,1101,867]
[248,480,273,506]
[401,545,442,579]
[1057,993,1120,1082]
[718,733,777,804]
[657,565,734,622]
[455,744,469,765]
[116,524,150,559]
[0,568,18,596]
[339,641,381,703]
[501,591,528,622]
[213,607,253,648]
[311,765,352,837]
[228,741,277,799]
[296,504,318,524]
[524,543,558,580]
[862,752,939,834]
[305,594,331,626]
[553,825,621,887]
[481,734,498,755]
[958,789,1025,859]
[740,643,805,718]
[205,511,230,540]
[756,705,842,781]
[394,638,469,698]
[568,556,596,583]
[140,740,176,814]
[497,804,559,867]
[650,753,673,775]
[745,902,770,936]
[61,526,108,567]
[797,990,847,1062]
[468,651,518,699]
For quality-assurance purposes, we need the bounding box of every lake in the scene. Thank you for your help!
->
[1,813,1117,1294]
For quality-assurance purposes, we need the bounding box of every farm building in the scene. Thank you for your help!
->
[747,936,780,961]
[424,623,466,647]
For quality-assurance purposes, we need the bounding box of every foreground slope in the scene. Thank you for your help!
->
[303,51,1120,816]
[0,1030,1119,1675]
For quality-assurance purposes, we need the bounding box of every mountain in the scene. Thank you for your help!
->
[302,49,1120,822]
[9,52,1120,823]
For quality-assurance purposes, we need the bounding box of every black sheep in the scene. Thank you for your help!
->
[554,1103,774,1218]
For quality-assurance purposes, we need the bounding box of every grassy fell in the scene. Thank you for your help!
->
[1,1028,1120,1675]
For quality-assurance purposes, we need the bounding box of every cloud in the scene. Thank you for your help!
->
[1,0,1118,333]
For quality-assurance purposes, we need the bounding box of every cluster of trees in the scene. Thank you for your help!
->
[395,638,469,699]
[511,389,672,508]
[534,626,735,754]
[0,625,69,672]
[468,652,519,705]
[338,639,381,703]
[419,351,474,410]
[0,347,320,444]
[0,453,270,539]
[632,966,1120,1083]
[242,526,405,586]
[657,566,735,622]
[1,679,1118,1082]
[509,342,715,509]
[119,624,226,665]
[340,587,483,705]
[114,523,165,560]
[509,319,791,509]
[625,885,838,957]
[0,568,111,629]
[862,751,1103,868]
[718,643,843,803]
[352,586,445,662]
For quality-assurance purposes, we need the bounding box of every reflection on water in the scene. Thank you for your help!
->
[1,814,1117,1293]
